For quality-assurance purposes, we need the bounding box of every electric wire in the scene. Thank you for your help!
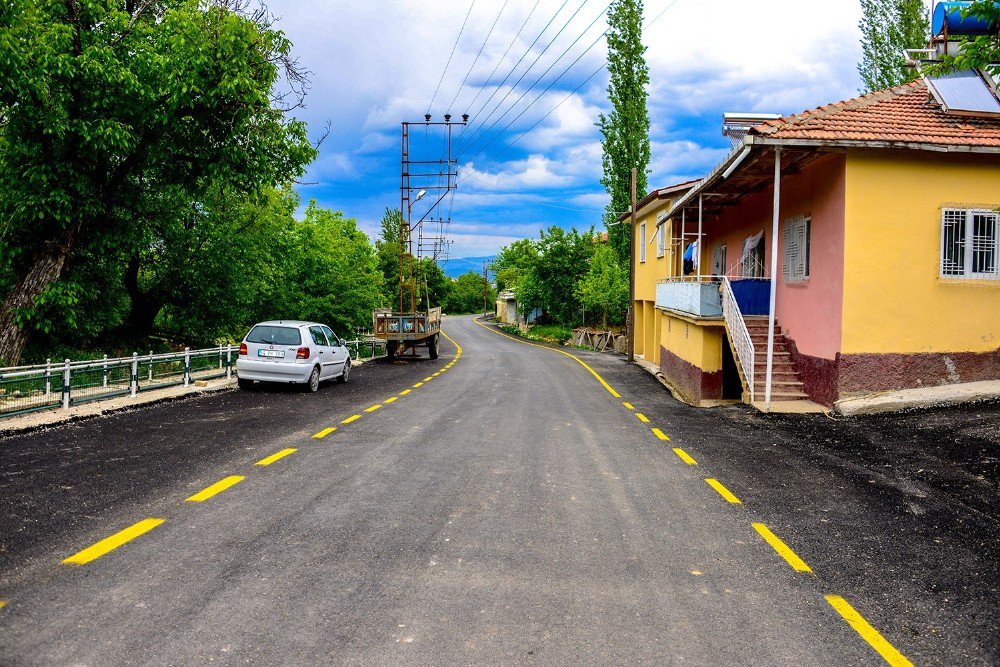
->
[446,0,512,115]
[458,1,611,161]
[427,0,477,116]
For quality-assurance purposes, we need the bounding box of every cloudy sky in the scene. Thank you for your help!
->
[267,0,871,263]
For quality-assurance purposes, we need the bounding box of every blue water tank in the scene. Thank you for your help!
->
[932,1,998,36]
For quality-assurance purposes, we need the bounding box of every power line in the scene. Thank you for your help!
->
[461,172,605,212]
[460,0,593,157]
[459,1,611,161]
[446,0,512,115]
[427,0,477,116]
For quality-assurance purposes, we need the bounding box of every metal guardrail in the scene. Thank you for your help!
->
[0,346,236,419]
[0,337,388,420]
[721,277,755,403]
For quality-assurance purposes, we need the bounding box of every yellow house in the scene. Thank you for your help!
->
[630,79,1000,410]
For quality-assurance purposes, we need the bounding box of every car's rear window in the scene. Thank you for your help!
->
[246,325,302,346]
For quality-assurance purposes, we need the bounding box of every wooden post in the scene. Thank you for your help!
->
[627,167,637,363]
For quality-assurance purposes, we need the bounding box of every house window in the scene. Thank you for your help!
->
[656,225,665,257]
[941,208,999,279]
[639,221,647,263]
[782,215,811,282]
[741,232,765,278]
[712,244,727,276]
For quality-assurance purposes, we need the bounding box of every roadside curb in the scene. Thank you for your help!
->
[835,379,1000,416]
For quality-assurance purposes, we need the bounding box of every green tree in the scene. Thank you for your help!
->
[415,258,452,312]
[260,201,383,335]
[932,1,1000,75]
[598,0,651,265]
[375,207,405,307]
[490,238,538,293]
[445,271,496,315]
[518,227,594,325]
[576,244,629,328]
[0,0,315,364]
[857,0,929,92]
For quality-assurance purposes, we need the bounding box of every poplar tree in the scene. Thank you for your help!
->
[857,0,929,92]
[598,0,651,265]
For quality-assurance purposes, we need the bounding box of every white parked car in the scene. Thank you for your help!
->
[236,320,351,392]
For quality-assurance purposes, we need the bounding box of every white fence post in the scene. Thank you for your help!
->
[61,359,71,410]
[183,347,191,387]
[130,353,139,398]
[148,351,154,382]
[226,344,232,380]
[45,358,51,397]
[102,354,109,388]
[218,344,223,369]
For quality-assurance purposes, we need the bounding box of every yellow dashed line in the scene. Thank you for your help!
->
[651,427,670,441]
[341,414,361,424]
[432,372,440,376]
[256,448,297,467]
[186,475,245,503]
[673,447,697,465]
[0,601,6,610]
[623,402,635,410]
[365,404,382,412]
[312,427,336,439]
[423,376,433,382]
[636,413,650,423]
[384,396,398,404]
[62,518,165,565]
[473,319,621,398]
[400,389,411,395]
[413,382,424,388]
[705,478,742,504]
[825,595,914,667]
[752,523,812,573]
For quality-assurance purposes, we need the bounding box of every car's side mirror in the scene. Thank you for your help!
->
[339,338,346,347]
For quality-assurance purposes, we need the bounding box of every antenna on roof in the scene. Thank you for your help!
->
[722,113,782,148]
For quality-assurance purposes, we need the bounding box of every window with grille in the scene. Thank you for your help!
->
[941,208,999,279]
[782,215,811,282]
[656,225,665,257]
[639,221,647,263]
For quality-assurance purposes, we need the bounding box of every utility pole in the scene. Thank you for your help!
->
[483,262,489,318]
[627,167,636,363]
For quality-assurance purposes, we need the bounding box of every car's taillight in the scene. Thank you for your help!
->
[239,342,248,356]
[296,347,310,359]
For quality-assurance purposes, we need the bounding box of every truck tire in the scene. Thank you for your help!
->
[428,334,439,360]
[386,341,397,361]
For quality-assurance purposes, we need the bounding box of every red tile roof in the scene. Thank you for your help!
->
[749,80,1000,148]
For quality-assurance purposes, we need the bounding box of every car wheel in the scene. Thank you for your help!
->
[238,378,255,391]
[306,366,320,393]
[338,358,351,383]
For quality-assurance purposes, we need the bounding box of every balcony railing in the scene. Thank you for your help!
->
[655,276,724,317]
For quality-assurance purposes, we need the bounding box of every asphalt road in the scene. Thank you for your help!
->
[0,315,996,665]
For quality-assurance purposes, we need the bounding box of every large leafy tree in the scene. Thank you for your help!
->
[444,271,496,315]
[576,244,629,328]
[0,0,315,364]
[490,238,538,293]
[517,227,594,325]
[598,0,650,265]
[857,0,929,92]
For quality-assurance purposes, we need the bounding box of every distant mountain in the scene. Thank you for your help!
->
[440,256,497,279]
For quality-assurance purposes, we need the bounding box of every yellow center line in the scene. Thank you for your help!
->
[400,389,411,395]
[384,396,398,404]
[752,523,812,573]
[256,448,297,467]
[186,475,245,503]
[705,478,742,504]
[312,427,336,439]
[623,401,635,410]
[341,414,361,424]
[673,447,697,465]
[423,376,433,382]
[825,595,914,667]
[413,382,424,388]
[651,427,670,441]
[432,372,440,376]
[473,319,621,398]
[0,601,6,610]
[365,404,382,412]
[62,518,165,565]
[635,413,650,423]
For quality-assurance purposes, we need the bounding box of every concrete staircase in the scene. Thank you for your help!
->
[744,316,810,402]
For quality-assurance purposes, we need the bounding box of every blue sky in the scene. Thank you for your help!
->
[267,0,875,261]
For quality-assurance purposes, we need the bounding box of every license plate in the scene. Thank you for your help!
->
[258,349,284,358]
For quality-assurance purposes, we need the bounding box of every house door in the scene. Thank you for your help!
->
[721,340,743,400]
[742,234,765,278]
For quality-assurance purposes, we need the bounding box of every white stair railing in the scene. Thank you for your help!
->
[721,277,755,403]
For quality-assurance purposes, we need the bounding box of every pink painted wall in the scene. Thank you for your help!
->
[700,153,846,360]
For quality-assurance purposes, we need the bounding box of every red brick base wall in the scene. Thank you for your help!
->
[659,345,723,403]
[838,349,1000,396]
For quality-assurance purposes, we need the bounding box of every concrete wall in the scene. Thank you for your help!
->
[657,310,725,402]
